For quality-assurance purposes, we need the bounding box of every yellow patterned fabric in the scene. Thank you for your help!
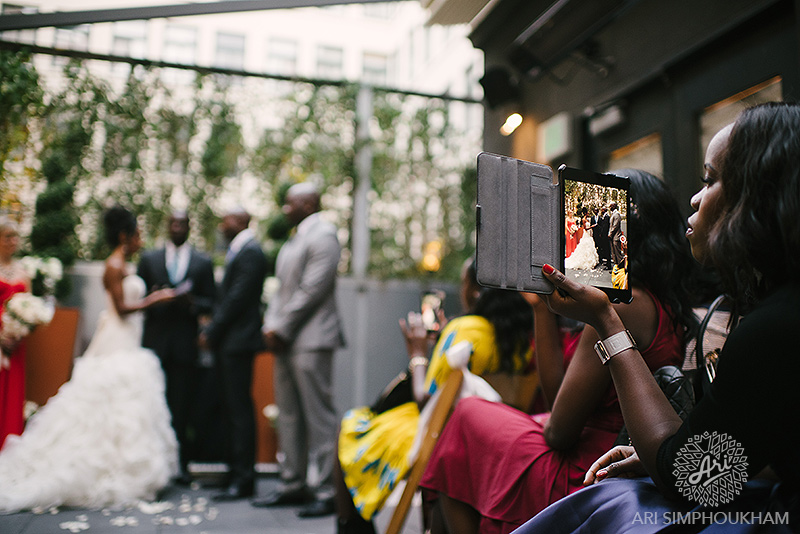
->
[338,315,532,520]
[612,264,628,289]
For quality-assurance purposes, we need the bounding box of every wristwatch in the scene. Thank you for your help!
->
[594,330,637,365]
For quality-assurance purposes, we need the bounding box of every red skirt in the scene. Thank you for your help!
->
[419,397,620,534]
[0,343,26,449]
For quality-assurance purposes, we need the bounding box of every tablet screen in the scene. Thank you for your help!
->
[560,166,631,303]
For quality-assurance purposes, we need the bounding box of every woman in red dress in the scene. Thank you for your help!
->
[419,170,702,534]
[0,219,31,449]
[564,211,578,258]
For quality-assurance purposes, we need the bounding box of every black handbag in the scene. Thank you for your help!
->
[692,294,734,402]
[615,295,735,446]
[370,369,414,414]
[614,365,695,446]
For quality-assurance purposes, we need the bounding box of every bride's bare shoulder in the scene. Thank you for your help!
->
[103,255,127,286]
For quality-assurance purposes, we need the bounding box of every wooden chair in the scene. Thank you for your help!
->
[385,368,464,534]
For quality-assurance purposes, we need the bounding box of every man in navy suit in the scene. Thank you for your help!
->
[138,210,216,485]
[200,207,268,501]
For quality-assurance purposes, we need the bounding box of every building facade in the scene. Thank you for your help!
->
[425,0,798,213]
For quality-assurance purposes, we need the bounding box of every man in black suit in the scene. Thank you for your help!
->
[199,207,268,501]
[138,210,216,485]
[596,206,611,269]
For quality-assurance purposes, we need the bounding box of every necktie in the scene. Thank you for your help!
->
[168,252,180,284]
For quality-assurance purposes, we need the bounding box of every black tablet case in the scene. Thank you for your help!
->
[475,152,562,294]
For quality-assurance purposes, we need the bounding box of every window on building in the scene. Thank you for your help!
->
[53,25,89,51]
[316,45,343,80]
[110,21,147,78]
[163,24,197,65]
[215,32,245,70]
[362,52,390,86]
[1,3,37,44]
[112,21,147,58]
[363,3,395,19]
[266,37,298,76]
[51,24,89,67]
[698,76,782,167]
[161,24,197,84]
[606,133,663,179]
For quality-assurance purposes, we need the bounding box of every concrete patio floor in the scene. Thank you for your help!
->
[0,469,423,534]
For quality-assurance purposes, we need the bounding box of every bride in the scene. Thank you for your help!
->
[565,214,599,270]
[0,206,179,513]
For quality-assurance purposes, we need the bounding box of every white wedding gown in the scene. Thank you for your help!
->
[0,275,178,513]
[565,229,599,270]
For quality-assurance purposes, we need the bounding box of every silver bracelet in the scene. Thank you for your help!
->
[594,330,637,365]
[409,356,428,369]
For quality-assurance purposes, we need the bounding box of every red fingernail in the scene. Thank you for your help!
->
[542,264,554,275]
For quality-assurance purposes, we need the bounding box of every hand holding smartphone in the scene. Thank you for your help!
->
[420,290,445,332]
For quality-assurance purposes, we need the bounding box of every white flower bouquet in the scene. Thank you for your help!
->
[2,292,55,340]
[19,256,63,297]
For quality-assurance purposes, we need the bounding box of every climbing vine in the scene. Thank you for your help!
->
[1,50,480,288]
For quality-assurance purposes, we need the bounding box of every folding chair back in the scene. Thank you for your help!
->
[384,369,464,534]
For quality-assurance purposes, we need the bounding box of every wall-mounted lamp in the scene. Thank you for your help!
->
[500,113,523,136]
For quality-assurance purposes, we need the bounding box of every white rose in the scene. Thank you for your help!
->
[19,257,40,279]
[44,257,63,281]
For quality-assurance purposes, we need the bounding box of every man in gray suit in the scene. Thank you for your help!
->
[252,183,344,518]
[608,201,624,267]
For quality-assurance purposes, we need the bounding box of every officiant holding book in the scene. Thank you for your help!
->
[138,210,216,485]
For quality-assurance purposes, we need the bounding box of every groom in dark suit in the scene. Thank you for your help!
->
[596,207,611,269]
[138,210,216,485]
[200,207,268,501]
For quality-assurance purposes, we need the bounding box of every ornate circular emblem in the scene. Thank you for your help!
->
[672,431,748,506]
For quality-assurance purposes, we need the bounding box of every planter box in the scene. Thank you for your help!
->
[252,352,278,464]
[25,306,80,407]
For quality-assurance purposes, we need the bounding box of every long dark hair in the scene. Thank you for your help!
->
[613,168,700,345]
[471,287,533,373]
[710,102,800,313]
[103,205,137,247]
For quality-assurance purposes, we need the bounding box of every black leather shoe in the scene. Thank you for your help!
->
[337,517,377,534]
[173,470,194,486]
[251,488,310,508]
[297,497,335,518]
[213,479,255,501]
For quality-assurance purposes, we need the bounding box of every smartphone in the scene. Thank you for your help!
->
[420,290,445,332]
[475,152,632,303]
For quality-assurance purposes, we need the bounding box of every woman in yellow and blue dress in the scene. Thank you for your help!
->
[335,264,534,534]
